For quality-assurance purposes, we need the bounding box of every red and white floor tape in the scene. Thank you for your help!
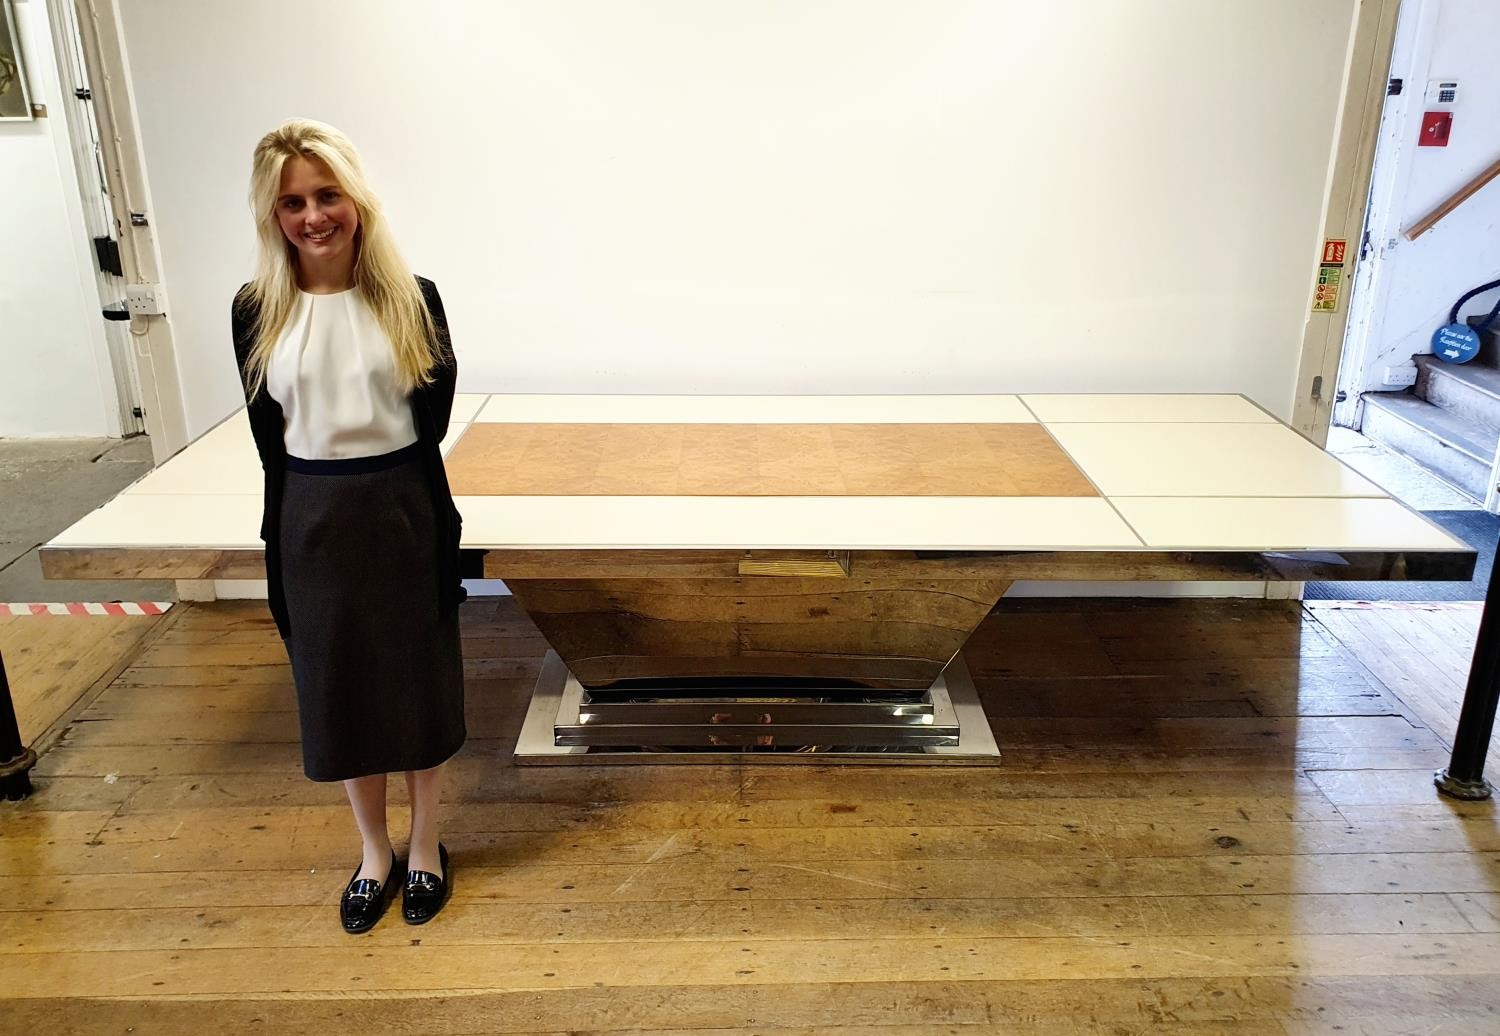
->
[2,602,173,616]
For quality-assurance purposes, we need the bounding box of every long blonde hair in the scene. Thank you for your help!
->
[240,118,440,399]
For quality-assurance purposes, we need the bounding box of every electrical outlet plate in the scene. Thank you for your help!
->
[125,284,167,316]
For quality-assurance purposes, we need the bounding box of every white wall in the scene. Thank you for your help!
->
[1352,0,1500,389]
[114,0,1357,440]
[0,0,114,437]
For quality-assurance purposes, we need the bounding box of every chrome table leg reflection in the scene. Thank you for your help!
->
[513,650,1000,765]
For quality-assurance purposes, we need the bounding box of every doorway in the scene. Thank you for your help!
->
[1317,0,1500,600]
[45,0,144,437]
[1330,0,1500,513]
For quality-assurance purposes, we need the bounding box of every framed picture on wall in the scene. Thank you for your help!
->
[0,0,34,121]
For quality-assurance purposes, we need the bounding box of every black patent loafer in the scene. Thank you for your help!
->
[340,850,399,934]
[402,842,450,925]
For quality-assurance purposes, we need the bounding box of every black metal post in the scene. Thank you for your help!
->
[1435,534,1500,800]
[0,649,38,801]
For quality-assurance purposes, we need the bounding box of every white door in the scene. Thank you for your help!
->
[1331,10,1418,434]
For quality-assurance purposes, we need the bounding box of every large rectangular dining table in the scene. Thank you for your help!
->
[37,394,1489,775]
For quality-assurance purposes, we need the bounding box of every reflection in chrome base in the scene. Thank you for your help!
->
[513,650,1000,765]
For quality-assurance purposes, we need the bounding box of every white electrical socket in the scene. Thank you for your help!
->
[126,284,167,316]
[1383,365,1418,388]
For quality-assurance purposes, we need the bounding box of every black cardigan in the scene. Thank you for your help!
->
[231,275,466,639]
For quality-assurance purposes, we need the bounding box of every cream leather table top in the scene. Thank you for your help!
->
[48,393,1467,559]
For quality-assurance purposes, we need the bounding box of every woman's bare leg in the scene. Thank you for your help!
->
[344,773,393,882]
[405,763,447,876]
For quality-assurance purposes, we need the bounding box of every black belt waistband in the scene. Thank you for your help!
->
[285,441,423,475]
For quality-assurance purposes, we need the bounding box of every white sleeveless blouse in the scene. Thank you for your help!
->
[266,289,418,460]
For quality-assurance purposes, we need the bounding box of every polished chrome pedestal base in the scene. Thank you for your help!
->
[514,651,1000,765]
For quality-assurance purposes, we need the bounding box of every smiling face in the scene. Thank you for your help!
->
[275,154,359,277]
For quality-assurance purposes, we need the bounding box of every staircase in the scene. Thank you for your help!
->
[1362,317,1500,503]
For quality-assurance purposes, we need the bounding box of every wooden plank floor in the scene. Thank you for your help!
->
[1305,601,1500,770]
[0,611,168,750]
[2,597,1499,1034]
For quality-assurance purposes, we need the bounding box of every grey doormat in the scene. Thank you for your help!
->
[1304,508,1497,602]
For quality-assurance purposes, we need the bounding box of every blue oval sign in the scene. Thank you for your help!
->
[1433,323,1481,364]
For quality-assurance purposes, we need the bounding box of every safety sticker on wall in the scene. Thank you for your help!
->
[1312,239,1347,313]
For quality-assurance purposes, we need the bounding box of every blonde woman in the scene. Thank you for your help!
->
[233,119,464,932]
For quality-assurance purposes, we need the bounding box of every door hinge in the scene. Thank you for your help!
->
[1311,375,1324,400]
[1388,77,1403,96]
[129,212,149,227]
[73,87,92,101]
[93,236,123,277]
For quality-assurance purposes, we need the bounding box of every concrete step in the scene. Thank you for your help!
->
[1414,354,1500,434]
[1361,391,1496,503]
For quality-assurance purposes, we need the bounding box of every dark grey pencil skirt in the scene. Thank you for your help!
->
[280,445,466,782]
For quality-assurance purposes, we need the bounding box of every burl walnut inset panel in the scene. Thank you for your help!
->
[445,424,1097,497]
